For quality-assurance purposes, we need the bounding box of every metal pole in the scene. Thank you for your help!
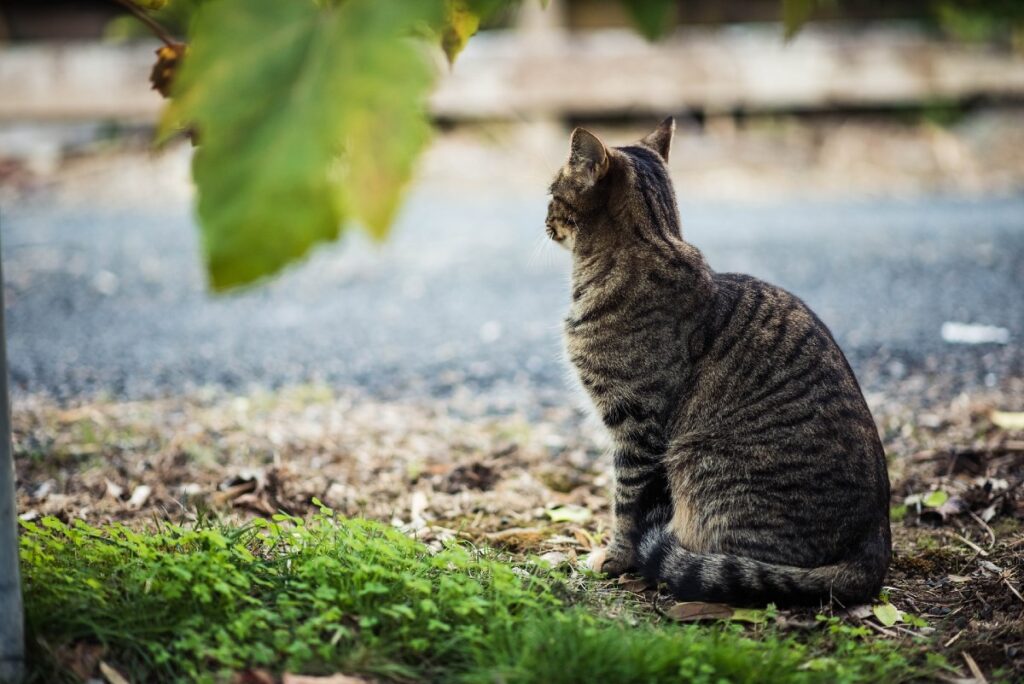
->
[0,228,25,683]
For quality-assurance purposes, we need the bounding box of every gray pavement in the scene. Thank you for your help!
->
[2,187,1023,409]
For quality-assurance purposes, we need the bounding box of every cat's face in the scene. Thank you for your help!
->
[545,118,675,251]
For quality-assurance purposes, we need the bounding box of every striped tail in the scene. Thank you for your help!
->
[635,525,889,606]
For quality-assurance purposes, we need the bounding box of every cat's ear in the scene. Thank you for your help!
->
[568,127,609,182]
[640,117,675,162]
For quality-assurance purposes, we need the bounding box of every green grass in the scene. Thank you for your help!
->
[21,506,943,683]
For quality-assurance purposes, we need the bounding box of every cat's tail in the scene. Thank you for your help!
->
[635,524,889,606]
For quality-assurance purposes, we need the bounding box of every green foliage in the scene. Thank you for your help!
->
[139,0,1022,290]
[623,0,677,41]
[23,512,943,683]
[782,0,827,38]
[933,0,1024,46]
[21,510,554,682]
[160,0,449,290]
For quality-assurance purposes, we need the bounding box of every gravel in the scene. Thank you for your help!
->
[2,155,1023,410]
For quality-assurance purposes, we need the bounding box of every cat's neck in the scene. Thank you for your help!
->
[569,226,711,311]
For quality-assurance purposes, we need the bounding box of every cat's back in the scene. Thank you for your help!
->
[683,270,884,473]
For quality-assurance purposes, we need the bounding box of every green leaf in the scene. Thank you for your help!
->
[546,505,592,524]
[442,1,481,64]
[782,0,818,39]
[872,602,901,627]
[162,0,444,290]
[923,490,949,508]
[730,608,768,624]
[622,0,676,41]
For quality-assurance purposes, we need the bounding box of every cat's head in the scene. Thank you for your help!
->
[545,117,675,251]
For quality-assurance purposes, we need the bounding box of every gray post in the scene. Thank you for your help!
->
[0,231,24,683]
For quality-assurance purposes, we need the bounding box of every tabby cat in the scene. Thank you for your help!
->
[545,118,891,605]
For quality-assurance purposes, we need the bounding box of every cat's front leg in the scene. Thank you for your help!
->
[602,448,670,577]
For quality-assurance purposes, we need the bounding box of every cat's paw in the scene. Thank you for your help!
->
[597,545,636,577]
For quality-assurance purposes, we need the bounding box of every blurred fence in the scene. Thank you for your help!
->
[2,25,1024,123]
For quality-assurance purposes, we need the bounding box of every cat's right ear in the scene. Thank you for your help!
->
[568,128,609,184]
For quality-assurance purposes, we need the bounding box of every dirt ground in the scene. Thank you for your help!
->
[12,381,1024,681]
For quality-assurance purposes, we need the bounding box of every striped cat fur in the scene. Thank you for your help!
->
[545,118,891,605]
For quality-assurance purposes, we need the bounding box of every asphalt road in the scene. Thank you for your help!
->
[3,186,1023,408]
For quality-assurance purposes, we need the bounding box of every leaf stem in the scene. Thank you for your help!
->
[111,0,178,47]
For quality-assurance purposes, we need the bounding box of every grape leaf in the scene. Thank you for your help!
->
[440,0,509,65]
[161,0,444,290]
[442,1,482,64]
[624,0,676,41]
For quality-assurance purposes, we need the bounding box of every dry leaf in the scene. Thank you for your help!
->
[572,527,594,550]
[99,661,132,684]
[617,575,653,593]
[840,604,874,620]
[283,674,375,684]
[233,669,276,684]
[546,505,591,523]
[104,478,125,501]
[539,551,569,566]
[663,602,735,622]
[991,410,1024,431]
[126,485,152,509]
[56,642,105,681]
[486,527,546,549]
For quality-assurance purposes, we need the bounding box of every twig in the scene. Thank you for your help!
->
[1003,577,1024,605]
[111,0,177,47]
[961,652,988,684]
[945,530,989,557]
[968,511,997,548]
[943,628,964,648]
[862,620,899,638]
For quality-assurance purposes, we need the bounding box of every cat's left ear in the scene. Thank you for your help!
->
[568,128,609,184]
[640,116,675,162]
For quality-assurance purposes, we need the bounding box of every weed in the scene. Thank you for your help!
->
[22,508,944,683]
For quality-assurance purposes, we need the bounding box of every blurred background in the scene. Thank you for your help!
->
[2,0,1023,413]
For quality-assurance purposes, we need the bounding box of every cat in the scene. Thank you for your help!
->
[545,118,891,605]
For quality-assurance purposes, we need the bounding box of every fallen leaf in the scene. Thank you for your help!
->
[233,493,277,516]
[920,495,967,524]
[980,503,998,523]
[538,551,568,566]
[923,490,949,508]
[979,560,1004,574]
[104,479,125,501]
[99,661,132,684]
[617,575,652,593]
[991,410,1024,431]
[485,527,546,549]
[839,604,873,620]
[663,602,735,622]
[872,602,901,627]
[283,674,375,684]
[56,642,104,681]
[572,527,594,550]
[233,670,276,684]
[126,485,152,509]
[546,505,591,524]
[212,479,258,506]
